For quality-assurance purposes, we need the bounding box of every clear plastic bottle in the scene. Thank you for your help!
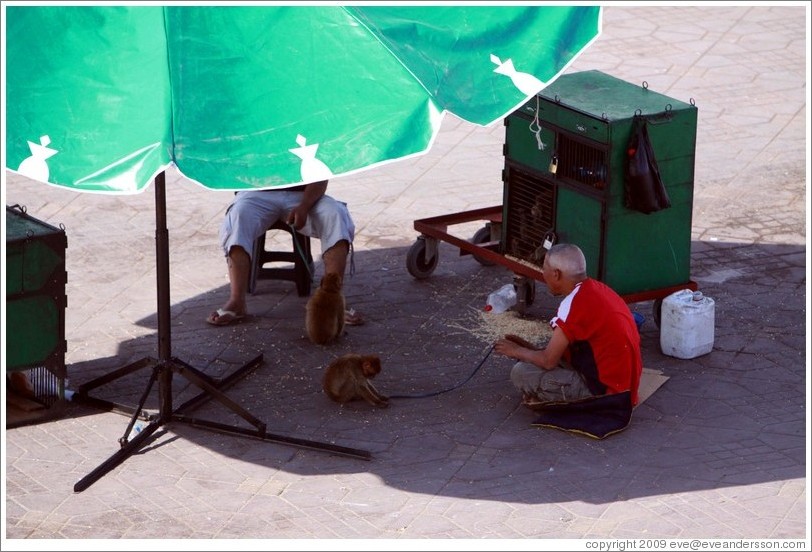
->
[485,283,517,313]
[127,421,145,441]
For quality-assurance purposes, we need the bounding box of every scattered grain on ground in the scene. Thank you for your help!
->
[446,307,552,346]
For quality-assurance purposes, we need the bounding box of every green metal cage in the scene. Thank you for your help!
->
[502,69,698,296]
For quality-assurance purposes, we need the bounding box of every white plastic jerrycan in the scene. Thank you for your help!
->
[660,289,715,359]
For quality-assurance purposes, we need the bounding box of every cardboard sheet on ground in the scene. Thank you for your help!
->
[532,368,669,439]
[636,367,669,406]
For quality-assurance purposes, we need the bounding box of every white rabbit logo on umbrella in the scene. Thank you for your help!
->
[18,135,58,183]
[290,134,333,182]
[491,54,545,96]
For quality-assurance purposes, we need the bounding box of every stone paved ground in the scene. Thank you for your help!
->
[3,4,809,548]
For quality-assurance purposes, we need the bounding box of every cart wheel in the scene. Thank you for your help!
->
[471,225,496,267]
[652,298,663,328]
[406,237,438,279]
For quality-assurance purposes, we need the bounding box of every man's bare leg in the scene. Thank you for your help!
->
[321,240,363,325]
[207,246,250,324]
[322,239,348,277]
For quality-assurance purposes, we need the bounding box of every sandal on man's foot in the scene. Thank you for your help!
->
[344,308,365,326]
[206,308,245,326]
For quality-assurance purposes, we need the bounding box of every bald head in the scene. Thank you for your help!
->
[546,243,587,280]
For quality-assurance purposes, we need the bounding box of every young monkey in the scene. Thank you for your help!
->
[322,353,389,408]
[305,272,345,345]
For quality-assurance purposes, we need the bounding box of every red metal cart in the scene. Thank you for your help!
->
[406,204,697,324]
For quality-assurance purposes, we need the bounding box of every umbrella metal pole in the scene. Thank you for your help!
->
[74,171,370,493]
[155,171,172,363]
[154,172,175,425]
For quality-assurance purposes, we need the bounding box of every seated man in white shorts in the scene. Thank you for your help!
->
[207,180,363,326]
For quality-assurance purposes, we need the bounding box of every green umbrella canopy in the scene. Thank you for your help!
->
[5,5,601,193]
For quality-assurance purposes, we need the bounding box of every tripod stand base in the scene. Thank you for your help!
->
[73,353,371,493]
[73,173,369,493]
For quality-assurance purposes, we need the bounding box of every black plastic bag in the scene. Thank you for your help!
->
[625,116,671,214]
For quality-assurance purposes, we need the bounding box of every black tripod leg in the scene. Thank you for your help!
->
[174,354,264,415]
[77,357,155,394]
[167,358,266,433]
[173,416,371,460]
[73,419,161,493]
[73,357,157,417]
[118,364,161,447]
[168,354,370,459]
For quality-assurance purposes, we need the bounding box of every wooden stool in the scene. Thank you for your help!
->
[248,220,313,297]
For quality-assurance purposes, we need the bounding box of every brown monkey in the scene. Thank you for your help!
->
[305,272,345,345]
[322,353,389,408]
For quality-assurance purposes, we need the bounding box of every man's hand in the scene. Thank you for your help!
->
[498,326,568,370]
[494,336,526,361]
[504,334,540,350]
[495,333,545,365]
[286,205,309,230]
[287,180,328,230]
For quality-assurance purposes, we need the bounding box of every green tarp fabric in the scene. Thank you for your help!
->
[5,6,601,193]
